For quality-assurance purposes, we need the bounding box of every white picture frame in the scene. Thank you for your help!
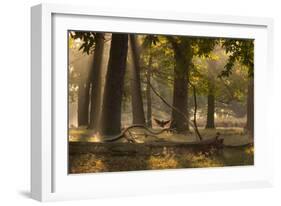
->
[31,3,274,202]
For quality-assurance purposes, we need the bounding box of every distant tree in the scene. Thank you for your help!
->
[70,31,105,128]
[205,59,216,129]
[77,64,91,127]
[141,35,159,127]
[203,45,226,129]
[88,33,105,130]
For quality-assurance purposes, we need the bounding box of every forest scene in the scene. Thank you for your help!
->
[68,31,254,174]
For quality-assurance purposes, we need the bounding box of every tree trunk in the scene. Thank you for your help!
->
[169,39,192,133]
[206,60,216,129]
[100,34,129,136]
[129,34,146,125]
[146,52,152,127]
[206,92,215,128]
[77,56,92,127]
[77,81,89,126]
[246,77,254,141]
[88,33,104,130]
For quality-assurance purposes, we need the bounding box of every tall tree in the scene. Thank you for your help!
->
[129,34,146,125]
[168,37,192,133]
[100,34,129,136]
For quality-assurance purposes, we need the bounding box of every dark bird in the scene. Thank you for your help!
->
[154,118,171,128]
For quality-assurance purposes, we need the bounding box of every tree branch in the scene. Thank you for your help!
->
[188,81,203,140]
[146,80,203,140]
[103,124,175,142]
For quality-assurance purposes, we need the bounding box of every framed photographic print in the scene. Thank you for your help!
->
[31,3,274,201]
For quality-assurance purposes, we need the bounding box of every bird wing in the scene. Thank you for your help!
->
[162,120,171,126]
[154,118,162,125]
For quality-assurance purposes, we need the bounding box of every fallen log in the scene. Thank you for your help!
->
[224,142,254,148]
[69,136,226,155]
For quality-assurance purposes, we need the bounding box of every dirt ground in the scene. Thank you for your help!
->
[68,127,253,174]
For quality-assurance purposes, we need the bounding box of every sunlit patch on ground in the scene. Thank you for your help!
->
[68,127,253,173]
[69,154,108,173]
[69,142,253,174]
[148,156,179,169]
[69,127,251,144]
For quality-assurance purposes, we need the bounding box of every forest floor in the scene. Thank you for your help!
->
[68,127,254,173]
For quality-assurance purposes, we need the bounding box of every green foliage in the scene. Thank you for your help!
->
[140,35,175,87]
[142,34,159,49]
[70,31,102,54]
[138,35,249,119]
[192,37,219,57]
[190,44,248,117]
[220,39,254,77]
